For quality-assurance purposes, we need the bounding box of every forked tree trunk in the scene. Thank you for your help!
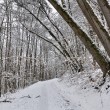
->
[61,0,66,8]
[48,0,110,77]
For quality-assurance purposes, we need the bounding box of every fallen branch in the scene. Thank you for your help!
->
[35,95,40,98]
[0,99,12,103]
[20,95,31,98]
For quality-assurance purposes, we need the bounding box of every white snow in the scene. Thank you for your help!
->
[0,78,110,110]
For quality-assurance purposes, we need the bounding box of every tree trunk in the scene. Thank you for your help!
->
[48,0,110,76]
[76,0,110,57]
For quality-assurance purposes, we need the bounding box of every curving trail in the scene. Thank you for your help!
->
[1,78,107,110]
[0,79,76,110]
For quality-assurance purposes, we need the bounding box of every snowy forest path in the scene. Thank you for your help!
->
[37,79,73,110]
[0,78,110,110]
[0,79,76,110]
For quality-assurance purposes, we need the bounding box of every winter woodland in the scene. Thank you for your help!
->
[0,0,110,110]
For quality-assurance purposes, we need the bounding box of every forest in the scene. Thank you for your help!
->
[0,0,110,110]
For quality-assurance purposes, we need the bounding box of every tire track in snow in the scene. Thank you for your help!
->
[37,83,49,110]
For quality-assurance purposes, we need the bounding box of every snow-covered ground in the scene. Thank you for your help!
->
[0,78,110,110]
